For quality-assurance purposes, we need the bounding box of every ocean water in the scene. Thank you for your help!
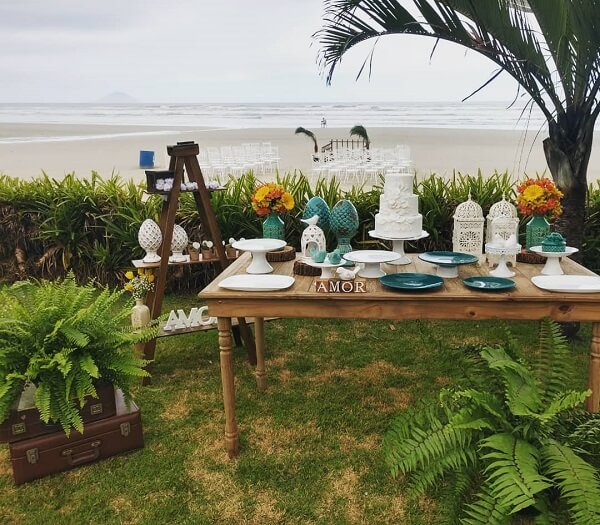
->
[0,101,547,144]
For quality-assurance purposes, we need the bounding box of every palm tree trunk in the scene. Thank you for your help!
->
[543,121,593,258]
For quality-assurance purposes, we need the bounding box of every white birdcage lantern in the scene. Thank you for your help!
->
[301,215,327,258]
[486,196,518,242]
[452,194,484,256]
[486,197,519,266]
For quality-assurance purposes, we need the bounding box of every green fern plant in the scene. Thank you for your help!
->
[384,319,600,525]
[0,274,158,435]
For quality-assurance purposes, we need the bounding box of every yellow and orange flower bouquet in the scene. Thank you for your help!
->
[516,177,563,218]
[251,183,295,217]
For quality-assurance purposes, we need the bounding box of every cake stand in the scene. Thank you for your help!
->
[485,243,522,278]
[368,230,429,265]
[418,251,479,279]
[342,250,401,278]
[529,246,579,276]
[232,239,287,274]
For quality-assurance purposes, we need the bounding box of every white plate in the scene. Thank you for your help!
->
[531,275,600,293]
[232,238,286,253]
[218,274,295,292]
[343,250,401,264]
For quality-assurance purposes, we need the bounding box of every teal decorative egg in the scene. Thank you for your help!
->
[330,200,359,237]
[330,200,359,254]
[303,196,331,230]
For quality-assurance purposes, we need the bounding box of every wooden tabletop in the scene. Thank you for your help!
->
[199,253,600,322]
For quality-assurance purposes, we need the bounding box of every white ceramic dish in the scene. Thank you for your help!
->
[231,238,287,274]
[531,275,600,293]
[342,250,401,278]
[218,274,295,292]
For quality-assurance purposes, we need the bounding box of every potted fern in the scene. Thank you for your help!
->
[0,275,157,437]
[384,319,600,524]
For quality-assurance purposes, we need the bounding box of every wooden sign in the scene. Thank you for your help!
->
[163,307,216,332]
[314,279,367,293]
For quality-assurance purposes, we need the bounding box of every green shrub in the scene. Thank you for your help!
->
[0,170,596,288]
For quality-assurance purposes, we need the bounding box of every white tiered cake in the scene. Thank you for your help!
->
[374,172,422,238]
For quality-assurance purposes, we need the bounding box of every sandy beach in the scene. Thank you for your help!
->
[2,124,600,183]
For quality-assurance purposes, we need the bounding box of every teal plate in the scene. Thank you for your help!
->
[419,251,479,266]
[380,273,444,291]
[462,276,515,292]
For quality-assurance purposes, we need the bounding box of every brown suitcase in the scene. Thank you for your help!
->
[9,389,143,485]
[0,381,116,443]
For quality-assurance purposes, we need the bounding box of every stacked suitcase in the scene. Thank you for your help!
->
[1,384,144,485]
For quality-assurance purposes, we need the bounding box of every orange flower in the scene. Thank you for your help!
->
[516,177,563,218]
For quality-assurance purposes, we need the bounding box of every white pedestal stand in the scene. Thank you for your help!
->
[530,246,579,276]
[342,250,401,278]
[368,230,429,265]
[485,243,522,278]
[232,239,287,275]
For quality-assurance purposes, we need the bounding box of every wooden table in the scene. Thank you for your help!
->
[199,253,600,457]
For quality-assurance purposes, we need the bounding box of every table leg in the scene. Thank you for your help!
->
[587,322,600,412]
[218,317,239,457]
[254,317,267,391]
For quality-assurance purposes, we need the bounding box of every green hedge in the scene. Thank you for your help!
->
[1,171,599,288]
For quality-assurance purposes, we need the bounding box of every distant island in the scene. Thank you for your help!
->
[96,92,138,103]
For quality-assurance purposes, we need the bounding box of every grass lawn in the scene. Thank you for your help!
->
[0,292,592,525]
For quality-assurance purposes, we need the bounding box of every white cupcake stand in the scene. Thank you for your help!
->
[368,230,429,265]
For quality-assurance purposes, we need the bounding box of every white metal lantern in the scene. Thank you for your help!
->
[138,219,162,263]
[452,194,484,256]
[486,196,518,242]
[170,224,189,263]
[300,215,326,258]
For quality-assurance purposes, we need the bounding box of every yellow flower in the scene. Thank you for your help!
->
[137,268,145,276]
[522,184,545,202]
[147,274,155,283]
[254,186,270,203]
[125,271,134,280]
[281,192,295,210]
[124,283,134,292]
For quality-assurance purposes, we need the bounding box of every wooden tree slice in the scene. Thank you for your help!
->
[516,250,546,264]
[266,245,296,262]
[293,260,322,276]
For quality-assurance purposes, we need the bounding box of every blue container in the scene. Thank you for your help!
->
[139,150,155,168]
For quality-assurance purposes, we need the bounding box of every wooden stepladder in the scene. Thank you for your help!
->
[137,141,256,383]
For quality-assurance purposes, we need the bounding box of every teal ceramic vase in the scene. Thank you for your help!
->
[329,200,359,254]
[262,213,285,240]
[303,196,331,230]
[525,214,550,250]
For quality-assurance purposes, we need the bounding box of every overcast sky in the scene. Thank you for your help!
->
[0,0,521,103]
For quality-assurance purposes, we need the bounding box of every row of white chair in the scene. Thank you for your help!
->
[310,146,412,186]
[199,142,280,181]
